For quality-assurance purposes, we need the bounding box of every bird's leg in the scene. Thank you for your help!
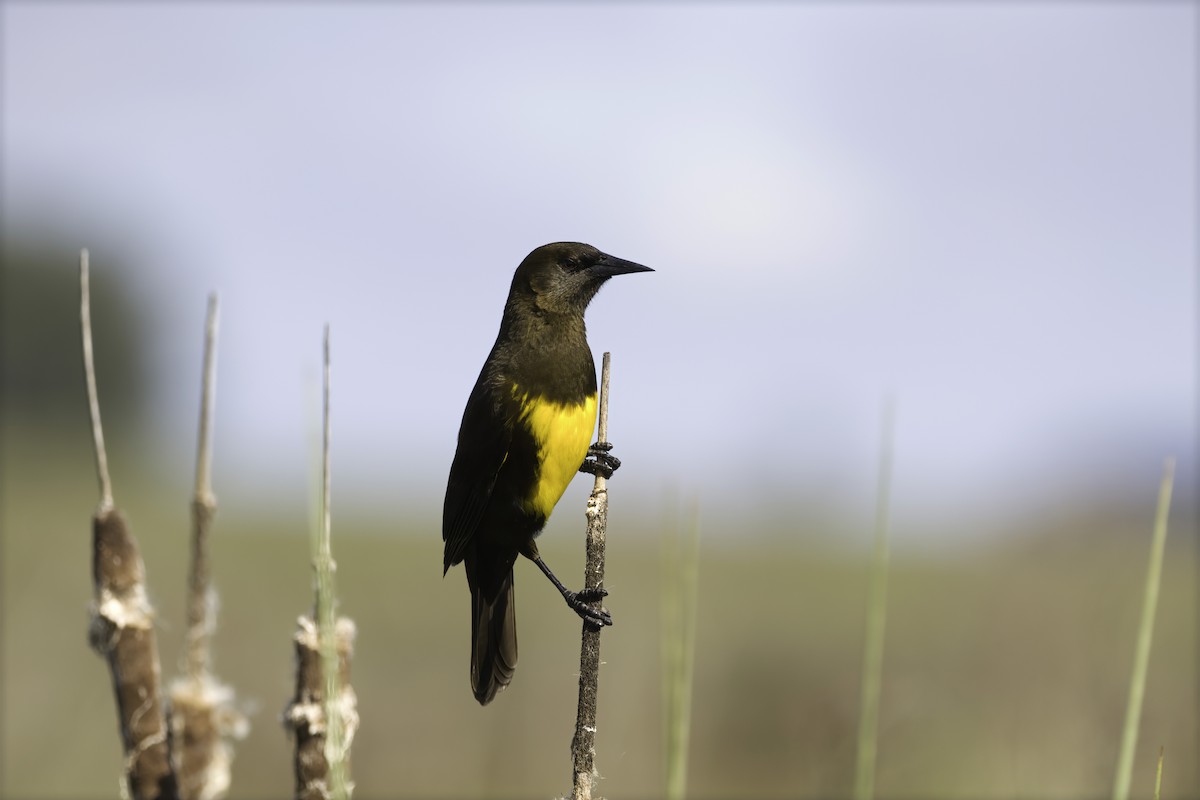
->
[531,554,613,627]
[579,440,621,479]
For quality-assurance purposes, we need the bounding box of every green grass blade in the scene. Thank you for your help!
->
[660,495,679,796]
[1112,458,1175,800]
[854,399,896,800]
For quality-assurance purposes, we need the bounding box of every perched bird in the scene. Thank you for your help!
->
[442,242,652,705]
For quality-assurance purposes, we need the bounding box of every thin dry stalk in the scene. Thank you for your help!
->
[80,249,113,512]
[570,351,614,800]
[81,249,178,800]
[185,293,220,679]
[284,327,357,800]
[170,294,247,800]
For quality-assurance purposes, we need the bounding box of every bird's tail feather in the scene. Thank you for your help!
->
[469,564,517,705]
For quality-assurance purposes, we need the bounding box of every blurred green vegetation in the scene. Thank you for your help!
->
[1,421,1195,799]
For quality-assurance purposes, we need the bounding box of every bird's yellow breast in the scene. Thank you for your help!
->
[514,389,598,521]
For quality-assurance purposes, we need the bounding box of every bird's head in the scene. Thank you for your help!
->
[509,242,652,318]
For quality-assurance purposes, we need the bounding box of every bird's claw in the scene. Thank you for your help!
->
[565,587,613,628]
[579,441,621,479]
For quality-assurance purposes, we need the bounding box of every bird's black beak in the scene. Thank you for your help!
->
[592,252,654,278]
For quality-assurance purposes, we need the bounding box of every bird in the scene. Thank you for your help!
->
[442,241,652,705]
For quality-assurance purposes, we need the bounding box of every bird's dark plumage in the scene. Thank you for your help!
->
[442,242,651,705]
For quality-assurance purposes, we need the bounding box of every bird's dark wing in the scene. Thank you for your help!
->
[443,370,513,573]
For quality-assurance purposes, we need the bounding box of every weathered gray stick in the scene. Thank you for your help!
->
[570,351,613,800]
[81,249,179,800]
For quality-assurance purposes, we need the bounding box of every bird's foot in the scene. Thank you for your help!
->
[564,586,613,628]
[579,441,621,479]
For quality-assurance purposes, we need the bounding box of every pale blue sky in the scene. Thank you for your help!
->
[3,3,1195,539]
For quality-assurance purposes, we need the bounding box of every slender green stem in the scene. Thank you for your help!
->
[663,499,700,800]
[1112,458,1174,800]
[1153,747,1163,800]
[854,398,896,800]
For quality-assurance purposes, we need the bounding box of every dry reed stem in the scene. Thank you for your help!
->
[185,293,220,679]
[82,249,178,799]
[80,249,113,512]
[170,293,247,800]
[570,351,613,800]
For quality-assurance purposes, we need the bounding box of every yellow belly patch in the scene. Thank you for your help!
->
[515,389,598,520]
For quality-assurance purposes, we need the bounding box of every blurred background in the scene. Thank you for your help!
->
[2,3,1195,798]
